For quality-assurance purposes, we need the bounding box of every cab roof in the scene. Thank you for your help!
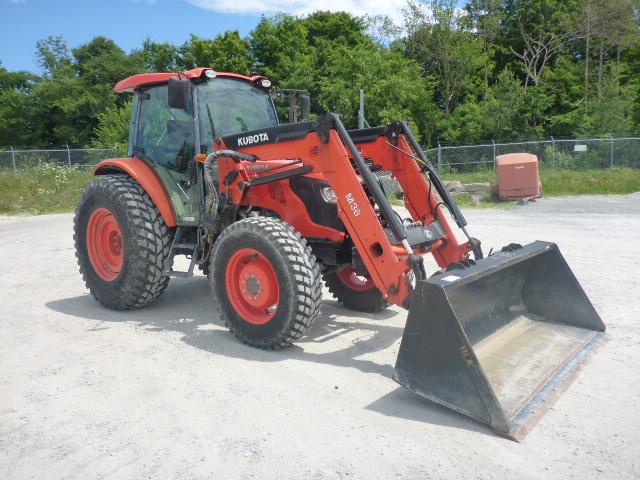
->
[114,67,267,93]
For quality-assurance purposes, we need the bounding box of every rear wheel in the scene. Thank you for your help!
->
[74,175,172,310]
[210,217,322,349]
[323,267,388,313]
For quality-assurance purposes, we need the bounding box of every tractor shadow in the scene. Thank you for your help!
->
[46,276,401,378]
[46,275,492,438]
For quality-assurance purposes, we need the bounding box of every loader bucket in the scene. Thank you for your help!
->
[393,241,604,440]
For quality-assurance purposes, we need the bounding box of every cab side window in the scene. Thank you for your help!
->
[136,85,195,172]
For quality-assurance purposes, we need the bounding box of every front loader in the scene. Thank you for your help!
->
[74,68,604,440]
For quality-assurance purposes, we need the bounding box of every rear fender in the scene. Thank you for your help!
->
[94,157,177,227]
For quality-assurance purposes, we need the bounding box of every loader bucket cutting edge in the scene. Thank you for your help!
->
[393,241,605,440]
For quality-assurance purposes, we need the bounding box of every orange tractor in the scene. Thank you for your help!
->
[75,68,604,439]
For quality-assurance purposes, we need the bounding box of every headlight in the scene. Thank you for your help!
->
[320,187,337,203]
[204,69,217,79]
[260,78,272,88]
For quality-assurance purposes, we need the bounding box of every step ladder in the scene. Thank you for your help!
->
[163,226,201,277]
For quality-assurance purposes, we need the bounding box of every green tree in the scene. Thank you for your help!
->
[0,6,638,150]
[314,42,436,138]
[590,65,636,136]
[0,67,41,146]
[180,31,253,73]
[500,0,582,89]
[403,0,484,114]
[140,39,181,71]
[250,14,314,87]
[304,11,369,47]
[579,0,639,99]
[36,36,72,75]
[72,36,142,87]
[463,0,504,97]
[19,36,141,146]
[90,100,133,155]
[441,69,545,143]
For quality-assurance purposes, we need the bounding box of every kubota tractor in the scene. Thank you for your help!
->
[74,68,605,440]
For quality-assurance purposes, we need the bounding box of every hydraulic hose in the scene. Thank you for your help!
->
[203,149,260,224]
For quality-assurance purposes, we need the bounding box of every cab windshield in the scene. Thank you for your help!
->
[197,77,278,150]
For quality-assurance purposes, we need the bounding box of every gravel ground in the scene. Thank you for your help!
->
[1,193,639,479]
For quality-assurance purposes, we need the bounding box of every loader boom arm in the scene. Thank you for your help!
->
[350,121,475,267]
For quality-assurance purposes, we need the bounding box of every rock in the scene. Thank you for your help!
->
[444,180,463,192]
[462,182,491,193]
[474,191,493,201]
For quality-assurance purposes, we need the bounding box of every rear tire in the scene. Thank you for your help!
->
[210,217,322,349]
[74,175,173,310]
[323,268,388,313]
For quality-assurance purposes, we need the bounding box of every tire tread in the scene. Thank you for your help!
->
[210,216,322,349]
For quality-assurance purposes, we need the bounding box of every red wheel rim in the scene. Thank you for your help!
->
[226,248,280,325]
[336,268,375,292]
[86,208,124,281]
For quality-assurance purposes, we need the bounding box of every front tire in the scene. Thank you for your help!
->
[210,217,322,349]
[74,175,172,310]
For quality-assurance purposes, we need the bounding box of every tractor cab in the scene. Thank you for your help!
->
[115,68,300,225]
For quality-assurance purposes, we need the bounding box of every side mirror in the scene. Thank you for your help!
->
[168,77,190,110]
[301,94,310,121]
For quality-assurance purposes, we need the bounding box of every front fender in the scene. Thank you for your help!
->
[94,157,177,227]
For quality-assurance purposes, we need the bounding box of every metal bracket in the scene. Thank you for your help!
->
[314,114,333,144]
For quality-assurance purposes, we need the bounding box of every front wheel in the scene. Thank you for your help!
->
[210,217,322,349]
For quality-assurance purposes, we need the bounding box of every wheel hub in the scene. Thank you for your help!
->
[246,277,261,295]
[226,248,280,325]
[86,208,124,281]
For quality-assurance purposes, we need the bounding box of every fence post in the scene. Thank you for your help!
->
[610,137,614,168]
[437,142,442,171]
[551,136,556,169]
[66,144,72,167]
[358,89,365,130]
[492,140,496,169]
[10,146,16,172]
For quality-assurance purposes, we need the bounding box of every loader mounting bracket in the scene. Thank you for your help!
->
[315,114,333,144]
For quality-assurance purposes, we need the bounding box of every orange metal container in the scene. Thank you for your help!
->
[495,153,541,200]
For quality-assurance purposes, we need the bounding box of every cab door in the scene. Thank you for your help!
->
[132,84,199,225]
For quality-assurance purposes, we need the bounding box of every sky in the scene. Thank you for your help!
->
[0,0,410,73]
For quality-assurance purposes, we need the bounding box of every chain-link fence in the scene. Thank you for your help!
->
[0,147,118,171]
[2,137,639,174]
[425,137,640,172]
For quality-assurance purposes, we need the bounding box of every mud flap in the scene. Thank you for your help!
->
[393,241,605,440]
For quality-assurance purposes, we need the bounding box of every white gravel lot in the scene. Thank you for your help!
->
[1,193,639,479]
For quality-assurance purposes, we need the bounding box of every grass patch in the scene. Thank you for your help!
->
[443,167,640,197]
[0,164,94,215]
[1,164,638,216]
[540,168,640,195]
[442,170,498,185]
